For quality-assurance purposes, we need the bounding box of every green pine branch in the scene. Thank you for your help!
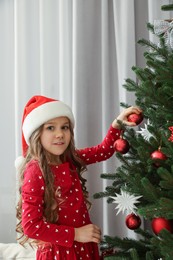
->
[161,4,173,11]
[151,229,173,258]
[101,229,160,259]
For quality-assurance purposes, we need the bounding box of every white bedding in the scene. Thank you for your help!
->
[0,243,36,260]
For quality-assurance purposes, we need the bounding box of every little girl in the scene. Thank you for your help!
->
[16,95,141,260]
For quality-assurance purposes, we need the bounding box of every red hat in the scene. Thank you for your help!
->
[15,95,75,170]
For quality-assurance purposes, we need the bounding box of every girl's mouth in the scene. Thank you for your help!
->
[53,142,64,145]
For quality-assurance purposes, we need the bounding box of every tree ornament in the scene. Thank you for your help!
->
[168,126,173,142]
[100,248,115,259]
[127,113,143,125]
[110,190,142,215]
[113,138,130,154]
[151,150,167,166]
[151,217,173,235]
[136,119,153,141]
[151,150,167,160]
[154,20,173,49]
[125,213,141,230]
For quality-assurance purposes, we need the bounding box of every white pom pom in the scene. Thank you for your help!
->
[15,156,25,172]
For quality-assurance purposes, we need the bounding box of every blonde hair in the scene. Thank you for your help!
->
[16,122,90,245]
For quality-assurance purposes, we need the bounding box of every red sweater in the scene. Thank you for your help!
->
[21,126,121,259]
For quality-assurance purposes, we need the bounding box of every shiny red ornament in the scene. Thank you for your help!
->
[113,138,130,154]
[151,150,167,167]
[125,213,141,230]
[152,217,173,235]
[127,113,143,125]
[151,150,167,161]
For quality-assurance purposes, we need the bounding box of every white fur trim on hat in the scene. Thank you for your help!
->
[23,100,75,145]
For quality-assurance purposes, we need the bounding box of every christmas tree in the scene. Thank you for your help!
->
[94,4,173,260]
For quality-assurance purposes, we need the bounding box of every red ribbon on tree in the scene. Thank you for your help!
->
[168,126,173,142]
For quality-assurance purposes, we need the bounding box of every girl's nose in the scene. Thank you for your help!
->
[55,130,63,138]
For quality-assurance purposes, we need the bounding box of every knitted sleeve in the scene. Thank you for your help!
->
[77,125,121,165]
[21,161,75,247]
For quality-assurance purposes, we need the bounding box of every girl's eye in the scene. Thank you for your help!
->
[46,126,54,131]
[62,125,69,130]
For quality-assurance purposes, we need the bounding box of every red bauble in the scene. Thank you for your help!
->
[127,113,143,125]
[101,248,114,258]
[113,138,130,154]
[151,150,167,160]
[152,217,173,235]
[125,213,141,230]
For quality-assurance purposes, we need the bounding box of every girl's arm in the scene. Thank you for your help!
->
[21,161,75,247]
[77,125,121,164]
[78,106,142,165]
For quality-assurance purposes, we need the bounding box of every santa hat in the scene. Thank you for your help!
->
[15,95,75,171]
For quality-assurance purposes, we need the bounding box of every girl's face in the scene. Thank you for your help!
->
[40,117,71,159]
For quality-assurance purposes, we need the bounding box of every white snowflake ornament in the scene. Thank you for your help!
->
[110,190,142,215]
[136,119,153,141]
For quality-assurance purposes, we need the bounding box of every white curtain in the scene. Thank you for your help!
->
[0,0,172,243]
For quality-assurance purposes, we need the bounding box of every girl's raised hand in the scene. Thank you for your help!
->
[74,224,101,244]
[112,106,142,129]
